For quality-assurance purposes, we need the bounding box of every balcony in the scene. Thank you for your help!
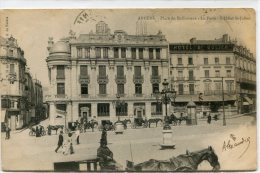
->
[204,90,236,96]
[176,77,185,81]
[133,75,144,84]
[115,75,126,84]
[97,75,108,84]
[8,73,17,82]
[55,94,67,98]
[56,75,65,80]
[187,76,196,81]
[80,94,89,98]
[79,74,90,84]
[150,75,161,84]
[177,91,199,95]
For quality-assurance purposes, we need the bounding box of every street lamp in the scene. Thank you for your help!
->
[114,94,125,118]
[155,79,177,126]
[222,77,226,126]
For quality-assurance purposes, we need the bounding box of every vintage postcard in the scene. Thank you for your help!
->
[0,9,256,172]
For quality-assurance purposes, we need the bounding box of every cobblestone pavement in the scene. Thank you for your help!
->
[1,114,256,171]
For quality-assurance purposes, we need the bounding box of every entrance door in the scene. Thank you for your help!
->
[82,112,88,122]
[137,110,142,118]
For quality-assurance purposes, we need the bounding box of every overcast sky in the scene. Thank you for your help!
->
[0,9,255,87]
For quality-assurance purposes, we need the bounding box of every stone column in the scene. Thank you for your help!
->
[110,103,116,122]
[144,48,149,59]
[153,48,156,59]
[126,47,131,59]
[49,102,56,125]
[101,47,103,59]
[67,101,72,124]
[72,102,78,122]
[136,48,139,59]
[90,46,95,58]
[91,102,97,119]
[82,48,85,58]
[145,102,151,119]
[119,48,121,59]
[108,47,113,58]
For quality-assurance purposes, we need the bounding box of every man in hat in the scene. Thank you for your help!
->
[55,131,64,153]
[97,138,117,170]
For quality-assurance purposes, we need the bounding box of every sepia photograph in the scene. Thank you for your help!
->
[0,8,256,172]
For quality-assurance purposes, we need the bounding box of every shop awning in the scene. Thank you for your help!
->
[244,96,253,105]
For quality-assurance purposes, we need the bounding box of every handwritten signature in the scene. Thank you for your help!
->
[222,134,250,158]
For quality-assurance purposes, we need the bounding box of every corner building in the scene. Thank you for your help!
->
[46,21,169,125]
[169,34,256,116]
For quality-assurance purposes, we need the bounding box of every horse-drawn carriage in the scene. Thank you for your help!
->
[98,120,115,131]
[29,125,46,136]
[131,117,148,128]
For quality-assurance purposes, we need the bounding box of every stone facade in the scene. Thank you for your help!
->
[0,36,44,130]
[169,34,256,116]
[46,21,169,125]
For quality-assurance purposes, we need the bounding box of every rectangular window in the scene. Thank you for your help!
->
[152,66,158,76]
[178,57,182,65]
[121,48,126,58]
[99,65,106,77]
[151,103,162,115]
[178,84,184,95]
[156,48,160,59]
[152,83,159,93]
[215,70,220,77]
[204,58,208,65]
[81,84,88,94]
[131,48,136,59]
[80,65,88,77]
[9,49,14,57]
[204,83,211,94]
[205,70,210,78]
[226,57,231,64]
[188,70,194,80]
[135,84,142,94]
[77,48,82,58]
[178,71,183,80]
[134,66,141,76]
[226,82,233,93]
[103,47,108,58]
[85,47,90,58]
[99,84,106,94]
[97,103,110,116]
[227,70,231,77]
[189,84,195,94]
[215,82,221,92]
[139,48,143,59]
[117,84,124,95]
[188,57,193,65]
[10,64,15,74]
[56,65,65,79]
[215,57,219,64]
[57,83,65,95]
[149,48,154,59]
[114,47,119,58]
[95,47,101,58]
[117,66,124,77]
[116,103,128,116]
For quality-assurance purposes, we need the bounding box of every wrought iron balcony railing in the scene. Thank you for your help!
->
[150,75,161,84]
[115,75,126,84]
[97,75,108,84]
[133,75,144,84]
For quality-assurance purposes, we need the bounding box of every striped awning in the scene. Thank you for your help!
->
[244,96,253,105]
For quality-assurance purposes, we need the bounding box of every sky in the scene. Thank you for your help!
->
[0,9,256,87]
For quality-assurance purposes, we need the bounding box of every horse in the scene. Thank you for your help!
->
[126,146,220,171]
[148,118,163,128]
[48,125,64,135]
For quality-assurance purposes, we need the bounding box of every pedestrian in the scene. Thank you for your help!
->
[207,114,212,124]
[101,129,107,145]
[55,131,64,153]
[75,127,80,145]
[39,126,42,137]
[36,126,40,137]
[47,125,51,135]
[5,125,10,140]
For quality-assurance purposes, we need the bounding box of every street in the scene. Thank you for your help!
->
[1,114,257,171]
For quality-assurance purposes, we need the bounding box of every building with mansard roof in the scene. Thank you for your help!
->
[45,21,169,126]
[169,34,256,117]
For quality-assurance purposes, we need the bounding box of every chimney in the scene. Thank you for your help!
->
[222,34,228,43]
[190,37,197,44]
[47,37,54,51]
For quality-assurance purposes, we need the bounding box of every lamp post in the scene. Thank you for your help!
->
[114,94,125,118]
[222,77,226,126]
[155,79,176,126]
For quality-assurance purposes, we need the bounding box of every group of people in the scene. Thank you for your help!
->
[54,130,75,155]
[35,125,45,137]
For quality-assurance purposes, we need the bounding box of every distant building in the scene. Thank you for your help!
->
[0,36,44,130]
[169,34,256,116]
[46,21,169,126]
